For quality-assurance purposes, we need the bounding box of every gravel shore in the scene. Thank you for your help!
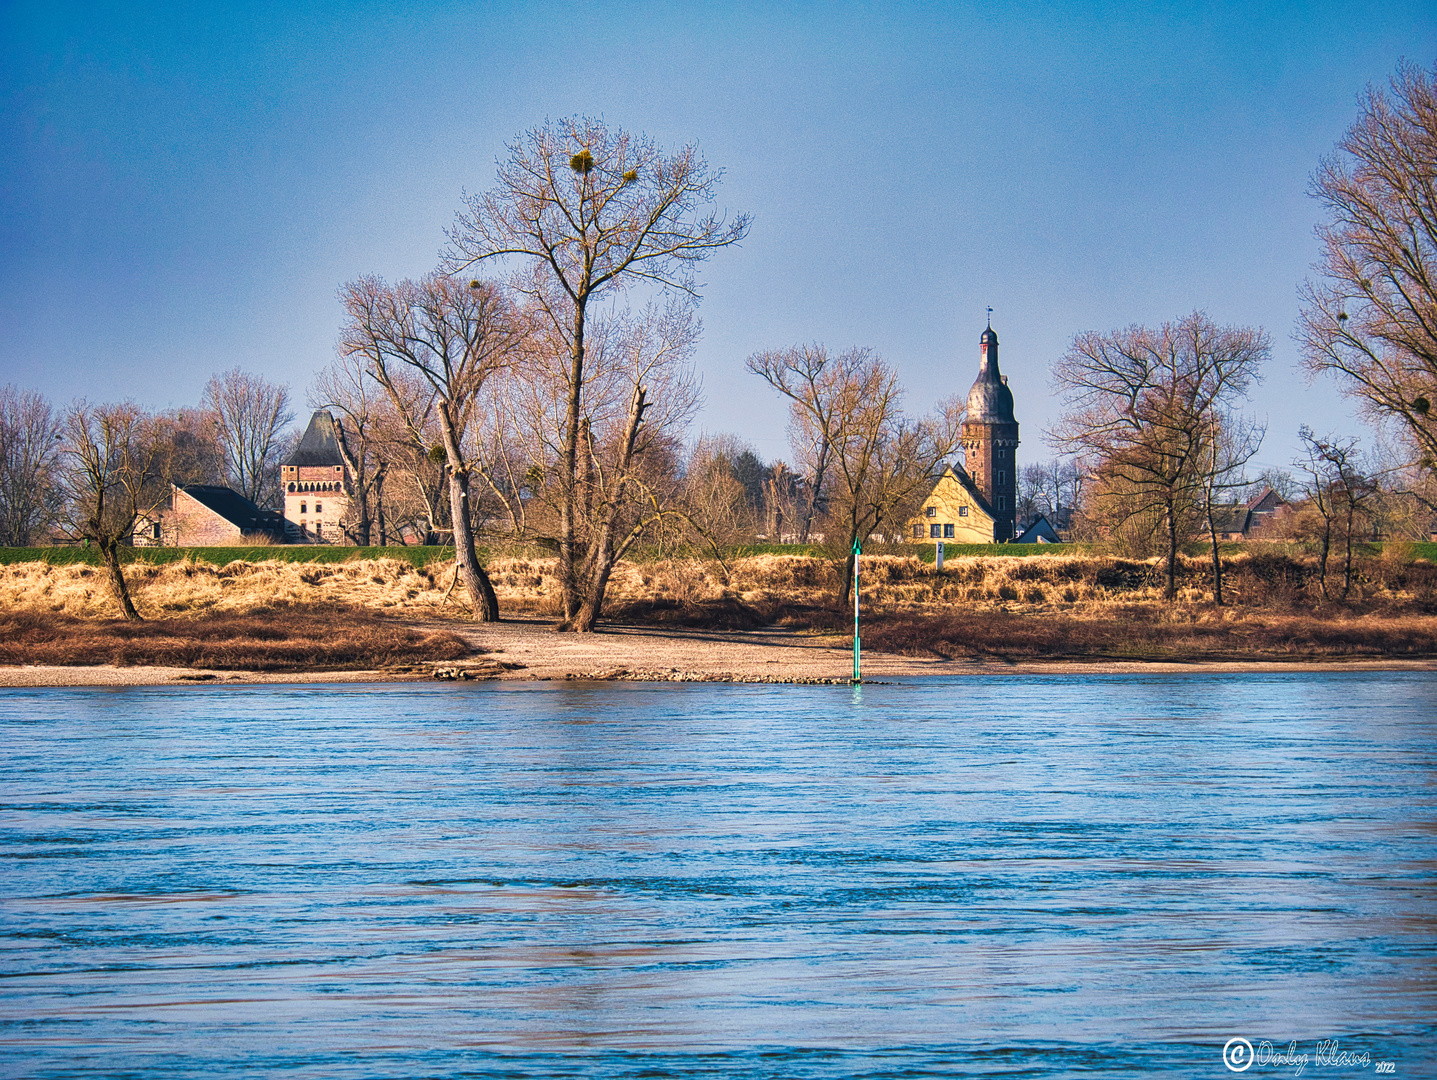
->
[3,616,1437,687]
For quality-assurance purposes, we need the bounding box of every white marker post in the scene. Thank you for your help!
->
[935,540,945,571]
[852,538,861,684]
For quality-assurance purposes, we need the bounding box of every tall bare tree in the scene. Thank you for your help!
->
[340,273,519,620]
[1196,413,1265,604]
[481,298,702,629]
[749,345,959,606]
[1295,426,1377,600]
[1051,312,1268,599]
[154,407,226,489]
[311,354,390,546]
[445,116,749,627]
[0,385,61,546]
[203,368,293,506]
[55,402,169,620]
[746,345,840,543]
[1299,61,1437,472]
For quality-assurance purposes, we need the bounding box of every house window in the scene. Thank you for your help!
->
[930,524,941,538]
[959,506,968,517]
[315,503,323,514]
[925,506,937,518]
[912,524,924,539]
[314,522,323,540]
[998,470,1006,484]
[152,522,162,541]
[300,502,307,514]
[998,496,1006,510]
[943,524,954,538]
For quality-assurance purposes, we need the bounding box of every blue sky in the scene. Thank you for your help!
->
[2,1,1434,475]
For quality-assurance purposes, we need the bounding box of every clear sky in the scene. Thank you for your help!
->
[3,1,1434,477]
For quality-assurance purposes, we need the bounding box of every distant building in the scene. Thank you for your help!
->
[1201,488,1295,542]
[911,465,998,544]
[281,411,351,543]
[140,484,287,546]
[1014,515,1062,544]
[909,323,1019,545]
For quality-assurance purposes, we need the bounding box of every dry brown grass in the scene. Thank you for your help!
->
[5,549,1437,664]
[857,607,1437,662]
[0,604,472,671]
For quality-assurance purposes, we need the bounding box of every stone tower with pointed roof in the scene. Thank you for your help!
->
[281,410,350,543]
[960,325,1020,542]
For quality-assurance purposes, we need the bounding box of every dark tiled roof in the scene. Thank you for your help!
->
[1246,487,1289,514]
[1208,505,1251,534]
[181,486,286,535]
[283,410,344,467]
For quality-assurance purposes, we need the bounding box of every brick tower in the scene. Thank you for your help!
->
[960,325,1020,542]
[280,411,350,543]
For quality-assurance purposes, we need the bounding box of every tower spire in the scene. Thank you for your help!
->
[987,306,992,329]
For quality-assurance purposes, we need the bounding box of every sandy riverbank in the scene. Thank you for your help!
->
[3,617,1437,687]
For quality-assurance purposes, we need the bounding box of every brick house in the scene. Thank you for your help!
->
[139,485,287,546]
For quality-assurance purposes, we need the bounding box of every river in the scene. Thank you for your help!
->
[2,673,1433,1077]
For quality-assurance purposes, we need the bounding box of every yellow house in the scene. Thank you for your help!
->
[908,465,998,546]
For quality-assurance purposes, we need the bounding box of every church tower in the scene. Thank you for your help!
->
[960,325,1020,542]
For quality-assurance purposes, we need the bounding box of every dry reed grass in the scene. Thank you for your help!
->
[857,607,1437,661]
[0,604,472,671]
[5,549,1437,662]
[6,549,1437,619]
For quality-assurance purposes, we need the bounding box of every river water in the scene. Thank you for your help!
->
[1,673,1433,1078]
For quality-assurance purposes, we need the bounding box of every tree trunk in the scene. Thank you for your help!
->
[100,537,142,621]
[1341,502,1356,599]
[1164,501,1179,601]
[1317,522,1332,600]
[562,384,647,633]
[437,404,498,621]
[799,439,831,545]
[447,467,499,621]
[838,547,857,609]
[375,464,388,546]
[558,299,587,622]
[570,553,613,632]
[1206,508,1223,606]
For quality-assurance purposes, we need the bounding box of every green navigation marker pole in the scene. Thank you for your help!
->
[852,538,862,684]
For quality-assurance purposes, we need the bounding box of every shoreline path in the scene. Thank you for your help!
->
[2,617,1436,687]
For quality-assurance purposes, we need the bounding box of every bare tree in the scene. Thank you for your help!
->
[749,345,959,606]
[445,116,749,627]
[1017,458,1083,528]
[154,407,226,489]
[1299,61,1437,471]
[55,402,169,620]
[203,368,294,506]
[0,385,61,546]
[746,345,841,543]
[1196,413,1265,604]
[1050,312,1269,599]
[340,273,520,620]
[1245,467,1299,503]
[482,298,703,629]
[1295,426,1377,600]
[311,354,390,546]
[685,438,756,544]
